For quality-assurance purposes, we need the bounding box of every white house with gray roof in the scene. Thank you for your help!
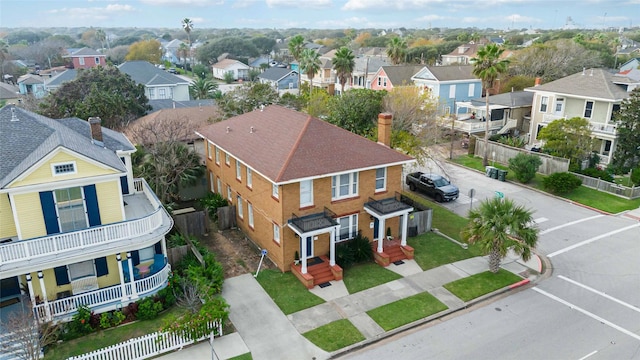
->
[525,68,635,165]
[257,67,298,93]
[119,61,190,101]
[0,106,172,335]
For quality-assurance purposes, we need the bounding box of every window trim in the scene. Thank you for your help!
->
[227,185,232,201]
[336,214,358,242]
[215,148,220,165]
[375,167,387,192]
[540,96,548,113]
[216,177,222,196]
[236,161,242,181]
[246,168,252,189]
[68,259,95,280]
[225,153,230,166]
[54,186,88,232]
[272,183,279,199]
[449,84,456,99]
[207,142,213,159]
[273,223,280,243]
[51,161,77,176]
[331,172,359,200]
[299,180,313,208]
[237,195,243,219]
[584,100,594,118]
[247,202,254,228]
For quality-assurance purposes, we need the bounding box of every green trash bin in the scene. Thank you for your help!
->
[497,169,507,181]
[490,167,499,179]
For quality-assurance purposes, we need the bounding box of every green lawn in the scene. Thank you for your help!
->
[228,353,253,360]
[255,269,325,314]
[443,269,523,302]
[452,155,639,213]
[343,262,402,294]
[302,319,365,352]
[44,307,186,360]
[367,292,448,331]
[408,232,484,271]
[402,191,469,241]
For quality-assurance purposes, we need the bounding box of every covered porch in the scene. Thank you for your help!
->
[287,208,343,289]
[364,194,414,267]
[449,100,515,135]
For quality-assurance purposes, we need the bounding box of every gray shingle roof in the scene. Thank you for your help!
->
[0,106,134,189]
[45,69,78,88]
[380,65,424,86]
[258,67,297,82]
[413,65,476,82]
[118,61,189,86]
[64,47,104,57]
[148,99,216,111]
[467,91,533,108]
[525,68,630,100]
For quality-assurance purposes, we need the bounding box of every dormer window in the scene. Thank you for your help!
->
[52,162,76,176]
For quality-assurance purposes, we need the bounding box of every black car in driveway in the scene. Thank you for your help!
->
[406,172,459,202]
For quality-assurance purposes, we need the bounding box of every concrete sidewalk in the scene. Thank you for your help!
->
[158,253,539,359]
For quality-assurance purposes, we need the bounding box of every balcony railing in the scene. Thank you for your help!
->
[590,123,617,136]
[437,117,505,133]
[542,113,564,123]
[0,178,169,268]
[34,262,171,321]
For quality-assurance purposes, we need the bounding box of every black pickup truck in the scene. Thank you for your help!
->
[406,172,459,202]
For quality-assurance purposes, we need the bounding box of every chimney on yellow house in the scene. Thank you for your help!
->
[377,113,392,147]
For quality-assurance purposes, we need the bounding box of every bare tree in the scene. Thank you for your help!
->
[1,299,59,360]
[175,277,205,313]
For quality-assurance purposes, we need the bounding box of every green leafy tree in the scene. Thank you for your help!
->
[125,39,162,63]
[386,37,408,65]
[462,197,538,273]
[196,38,259,64]
[182,18,193,72]
[612,88,640,172]
[537,117,593,166]
[251,36,276,55]
[332,47,355,95]
[300,48,321,93]
[189,77,218,99]
[39,66,150,130]
[471,43,510,166]
[216,82,279,119]
[508,153,543,183]
[223,71,235,84]
[327,89,386,136]
[306,88,331,118]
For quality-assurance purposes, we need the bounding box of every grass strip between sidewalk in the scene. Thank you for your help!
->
[444,269,523,302]
[255,269,325,315]
[367,292,448,331]
[303,319,365,352]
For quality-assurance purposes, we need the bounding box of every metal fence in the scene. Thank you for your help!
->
[570,172,640,199]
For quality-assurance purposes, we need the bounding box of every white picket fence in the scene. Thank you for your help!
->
[67,321,223,360]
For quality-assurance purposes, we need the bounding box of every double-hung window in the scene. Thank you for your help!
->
[272,183,279,199]
[225,153,230,166]
[584,101,594,118]
[236,161,242,180]
[337,214,358,242]
[332,172,358,200]
[216,178,222,196]
[540,96,548,112]
[273,223,280,243]
[215,148,220,165]
[55,187,87,232]
[375,168,386,192]
[227,185,232,201]
[299,180,313,207]
[237,196,243,219]
[248,202,254,228]
[246,168,252,188]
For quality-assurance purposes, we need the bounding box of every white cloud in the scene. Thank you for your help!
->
[265,0,333,8]
[416,14,447,22]
[315,16,369,28]
[343,0,447,11]
[190,17,206,23]
[46,3,135,21]
[139,0,223,6]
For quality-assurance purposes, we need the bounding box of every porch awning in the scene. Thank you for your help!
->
[364,196,413,218]
[457,101,508,111]
[288,209,339,234]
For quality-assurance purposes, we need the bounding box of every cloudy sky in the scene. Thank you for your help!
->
[0,0,636,30]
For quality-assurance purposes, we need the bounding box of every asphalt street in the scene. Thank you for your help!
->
[343,161,640,360]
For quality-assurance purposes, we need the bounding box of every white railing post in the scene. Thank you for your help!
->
[37,271,52,321]
[127,252,138,299]
[116,253,127,301]
[26,273,36,306]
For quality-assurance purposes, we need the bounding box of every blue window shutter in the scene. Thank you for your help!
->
[95,257,108,277]
[83,185,101,227]
[54,266,69,286]
[154,241,162,254]
[120,176,129,195]
[132,250,140,266]
[39,191,60,235]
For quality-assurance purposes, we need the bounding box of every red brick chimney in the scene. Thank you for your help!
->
[89,117,103,143]
[377,113,392,147]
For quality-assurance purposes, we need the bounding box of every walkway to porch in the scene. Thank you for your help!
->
[291,255,342,289]
[372,237,414,267]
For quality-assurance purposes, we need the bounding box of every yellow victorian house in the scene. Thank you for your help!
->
[0,106,172,325]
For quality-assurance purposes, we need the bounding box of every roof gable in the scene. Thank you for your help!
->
[258,67,297,82]
[118,61,188,86]
[64,47,104,58]
[526,68,630,100]
[197,105,413,183]
[213,59,250,70]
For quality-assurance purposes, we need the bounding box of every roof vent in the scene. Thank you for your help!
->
[260,104,265,111]
[590,69,594,76]
[226,126,230,133]
[250,126,255,133]
[582,67,586,75]
[10,107,18,122]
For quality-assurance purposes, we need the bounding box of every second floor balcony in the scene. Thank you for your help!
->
[0,179,173,277]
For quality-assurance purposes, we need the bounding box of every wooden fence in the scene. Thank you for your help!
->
[570,172,640,199]
[68,321,223,360]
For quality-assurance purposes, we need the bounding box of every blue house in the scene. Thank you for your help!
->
[17,74,47,99]
[411,65,482,115]
[257,67,298,92]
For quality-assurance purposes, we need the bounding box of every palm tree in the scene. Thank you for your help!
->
[386,37,408,65]
[471,43,509,166]
[288,35,305,90]
[462,197,538,273]
[332,47,355,95]
[95,29,107,50]
[189,77,218,99]
[182,18,194,74]
[300,48,321,95]
[178,42,189,70]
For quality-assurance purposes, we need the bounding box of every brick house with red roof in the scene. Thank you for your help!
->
[197,105,415,288]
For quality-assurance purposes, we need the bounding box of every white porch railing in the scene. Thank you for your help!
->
[34,263,171,321]
[0,179,166,266]
[68,321,223,360]
[590,123,617,136]
[542,113,564,123]
[437,117,504,133]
